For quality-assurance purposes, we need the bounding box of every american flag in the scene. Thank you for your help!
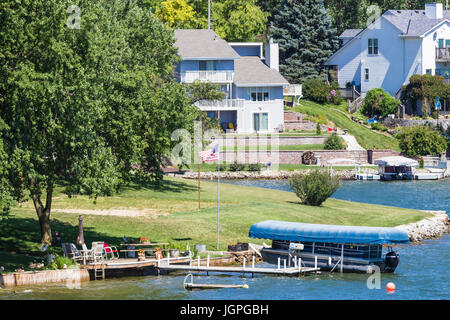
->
[199,144,219,162]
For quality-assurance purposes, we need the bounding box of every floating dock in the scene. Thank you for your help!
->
[355,173,380,180]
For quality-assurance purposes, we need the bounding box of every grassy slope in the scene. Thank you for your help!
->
[292,100,400,151]
[1,176,429,267]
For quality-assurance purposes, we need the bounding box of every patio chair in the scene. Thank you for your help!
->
[62,243,83,263]
[91,241,119,260]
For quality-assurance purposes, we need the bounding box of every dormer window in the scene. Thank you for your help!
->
[368,39,378,55]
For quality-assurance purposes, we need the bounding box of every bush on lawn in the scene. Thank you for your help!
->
[289,170,341,206]
[324,134,345,150]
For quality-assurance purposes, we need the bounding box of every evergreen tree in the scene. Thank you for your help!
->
[270,0,339,84]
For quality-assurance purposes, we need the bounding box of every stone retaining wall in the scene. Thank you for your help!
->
[222,136,327,146]
[219,149,400,165]
[382,118,450,131]
[0,268,90,288]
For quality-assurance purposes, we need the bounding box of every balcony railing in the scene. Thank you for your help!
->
[436,47,450,62]
[180,71,234,83]
[195,99,244,110]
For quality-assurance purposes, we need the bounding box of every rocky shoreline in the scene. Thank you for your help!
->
[396,211,449,242]
[169,167,450,180]
[170,169,362,180]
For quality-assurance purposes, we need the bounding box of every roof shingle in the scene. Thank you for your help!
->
[174,29,240,59]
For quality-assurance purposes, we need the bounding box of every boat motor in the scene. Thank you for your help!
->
[384,251,400,272]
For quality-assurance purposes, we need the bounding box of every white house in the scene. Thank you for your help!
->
[325,3,450,107]
[174,29,289,133]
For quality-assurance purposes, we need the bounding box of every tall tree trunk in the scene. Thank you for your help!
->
[32,183,53,245]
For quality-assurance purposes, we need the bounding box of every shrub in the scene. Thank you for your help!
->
[47,256,78,270]
[419,157,424,169]
[303,78,330,103]
[247,163,262,172]
[316,123,321,135]
[395,125,448,157]
[362,88,399,118]
[303,78,343,105]
[370,122,388,132]
[324,134,345,150]
[228,161,246,172]
[289,170,341,206]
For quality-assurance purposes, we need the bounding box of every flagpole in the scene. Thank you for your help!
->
[217,146,220,251]
[198,159,201,209]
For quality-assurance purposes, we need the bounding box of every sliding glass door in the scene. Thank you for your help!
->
[253,113,268,131]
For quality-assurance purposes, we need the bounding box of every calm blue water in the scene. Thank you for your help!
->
[224,179,450,213]
[1,180,448,300]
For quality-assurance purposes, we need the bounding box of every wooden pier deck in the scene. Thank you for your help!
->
[157,264,320,276]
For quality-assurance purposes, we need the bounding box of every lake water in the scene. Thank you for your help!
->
[1,180,448,300]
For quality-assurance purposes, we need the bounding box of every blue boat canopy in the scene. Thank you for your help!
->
[249,220,409,245]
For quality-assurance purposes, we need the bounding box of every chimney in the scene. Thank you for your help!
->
[425,3,443,19]
[265,38,279,71]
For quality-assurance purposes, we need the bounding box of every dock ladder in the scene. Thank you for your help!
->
[94,261,105,280]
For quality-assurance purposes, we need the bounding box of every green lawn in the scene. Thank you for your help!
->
[0,176,429,272]
[291,100,400,151]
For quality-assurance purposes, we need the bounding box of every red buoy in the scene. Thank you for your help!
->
[386,282,396,292]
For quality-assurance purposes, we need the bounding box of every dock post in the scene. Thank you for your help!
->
[252,256,255,269]
[298,257,301,271]
[277,257,280,270]
[315,256,318,269]
[167,252,170,266]
[197,256,200,268]
[283,259,286,272]
[243,257,246,270]
[207,255,210,268]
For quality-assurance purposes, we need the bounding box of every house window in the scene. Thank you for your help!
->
[368,39,378,54]
[199,60,216,71]
[364,68,369,81]
[426,69,432,75]
[253,113,268,131]
[248,87,270,101]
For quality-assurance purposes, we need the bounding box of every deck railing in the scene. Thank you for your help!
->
[180,70,234,83]
[195,99,244,110]
[436,47,450,62]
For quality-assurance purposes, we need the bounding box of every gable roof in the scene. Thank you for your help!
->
[174,29,240,60]
[325,9,450,65]
[233,56,289,86]
[383,9,450,37]
[339,29,362,39]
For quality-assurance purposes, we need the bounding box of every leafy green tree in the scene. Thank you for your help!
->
[0,121,13,218]
[396,126,448,157]
[270,0,339,84]
[213,0,269,42]
[401,74,449,117]
[289,170,340,206]
[156,0,196,28]
[0,0,195,244]
[362,88,400,118]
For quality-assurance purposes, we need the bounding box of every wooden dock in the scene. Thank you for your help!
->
[157,264,320,276]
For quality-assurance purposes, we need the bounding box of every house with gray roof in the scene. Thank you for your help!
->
[325,2,450,114]
[174,29,289,133]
